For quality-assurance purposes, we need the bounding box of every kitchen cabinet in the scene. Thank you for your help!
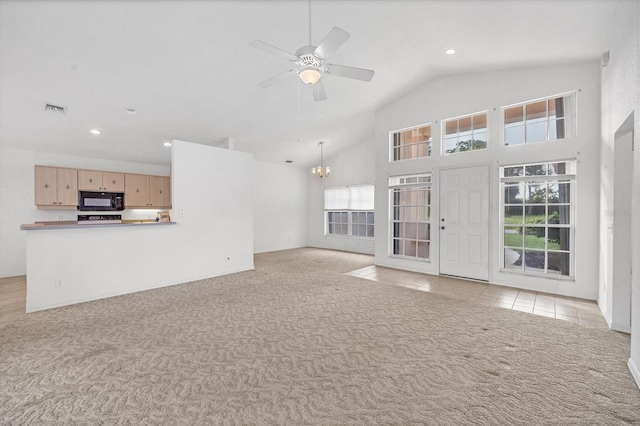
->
[125,174,171,208]
[149,176,171,207]
[78,170,125,192]
[34,166,78,207]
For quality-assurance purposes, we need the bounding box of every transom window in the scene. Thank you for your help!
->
[443,112,488,154]
[500,160,575,277]
[325,185,374,238]
[503,93,575,146]
[389,174,432,260]
[390,124,432,161]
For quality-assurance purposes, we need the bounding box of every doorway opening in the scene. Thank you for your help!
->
[611,112,634,332]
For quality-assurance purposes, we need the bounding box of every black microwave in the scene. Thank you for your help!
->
[78,191,125,211]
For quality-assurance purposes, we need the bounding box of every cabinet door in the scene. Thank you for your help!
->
[34,166,58,206]
[149,176,171,207]
[102,172,125,192]
[57,168,78,206]
[125,174,150,207]
[78,170,102,191]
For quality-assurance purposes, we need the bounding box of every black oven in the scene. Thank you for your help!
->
[78,191,125,211]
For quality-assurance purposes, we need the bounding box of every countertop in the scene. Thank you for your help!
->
[20,220,176,230]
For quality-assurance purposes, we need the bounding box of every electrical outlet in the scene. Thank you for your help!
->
[179,209,185,218]
[54,279,62,288]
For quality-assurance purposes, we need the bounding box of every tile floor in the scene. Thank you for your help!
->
[0,275,27,329]
[346,265,608,329]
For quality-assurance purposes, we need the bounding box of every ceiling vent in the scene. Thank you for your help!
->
[44,103,67,114]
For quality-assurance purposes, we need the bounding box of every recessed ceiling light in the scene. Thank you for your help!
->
[90,129,101,135]
[445,49,456,55]
[163,142,172,147]
[125,108,137,114]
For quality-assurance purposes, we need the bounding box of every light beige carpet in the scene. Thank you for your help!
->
[1,248,639,425]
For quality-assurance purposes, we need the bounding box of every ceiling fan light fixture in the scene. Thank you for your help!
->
[299,66,321,85]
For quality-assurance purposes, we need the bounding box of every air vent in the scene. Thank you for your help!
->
[44,103,67,114]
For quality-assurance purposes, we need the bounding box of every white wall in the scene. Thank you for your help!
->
[252,160,308,253]
[374,61,602,300]
[25,140,255,312]
[307,139,376,255]
[0,147,170,278]
[600,0,640,389]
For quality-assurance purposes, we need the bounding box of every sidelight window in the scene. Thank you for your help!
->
[500,160,575,277]
[389,174,432,260]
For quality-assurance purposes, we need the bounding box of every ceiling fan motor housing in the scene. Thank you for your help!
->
[295,46,325,70]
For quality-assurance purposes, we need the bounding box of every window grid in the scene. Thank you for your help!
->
[390,174,432,260]
[501,161,575,277]
[327,211,349,236]
[351,211,375,238]
[443,112,488,154]
[503,93,575,146]
[390,125,432,161]
[325,185,374,239]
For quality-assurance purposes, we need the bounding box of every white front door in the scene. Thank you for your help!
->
[439,165,490,281]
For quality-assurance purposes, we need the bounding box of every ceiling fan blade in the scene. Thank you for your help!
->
[314,27,350,59]
[324,63,374,82]
[257,70,295,88]
[250,40,298,61]
[311,79,327,102]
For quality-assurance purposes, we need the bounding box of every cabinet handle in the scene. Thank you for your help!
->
[66,185,70,189]
[136,189,139,193]
[44,184,49,189]
[112,180,116,184]
[89,178,93,183]
[159,190,162,194]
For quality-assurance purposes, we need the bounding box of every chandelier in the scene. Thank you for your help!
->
[311,141,330,178]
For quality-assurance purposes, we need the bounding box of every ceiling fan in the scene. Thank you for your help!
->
[250,4,374,102]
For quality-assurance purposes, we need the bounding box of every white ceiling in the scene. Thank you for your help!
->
[0,0,618,167]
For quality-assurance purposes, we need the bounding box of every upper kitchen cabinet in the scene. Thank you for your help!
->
[149,176,171,208]
[34,166,78,208]
[78,170,125,192]
[125,174,171,208]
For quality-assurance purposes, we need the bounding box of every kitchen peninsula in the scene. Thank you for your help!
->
[20,140,255,314]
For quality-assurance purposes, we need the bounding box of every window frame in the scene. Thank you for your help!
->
[501,92,576,147]
[388,173,432,261]
[499,160,576,279]
[324,185,374,239]
[389,123,432,162]
[441,111,488,155]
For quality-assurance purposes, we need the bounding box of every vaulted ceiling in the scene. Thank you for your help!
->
[0,0,618,167]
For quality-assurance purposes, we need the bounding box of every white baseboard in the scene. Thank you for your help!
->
[629,358,640,390]
[611,321,632,333]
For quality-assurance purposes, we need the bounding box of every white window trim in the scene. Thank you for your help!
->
[498,160,577,280]
[325,211,374,239]
[388,122,432,163]
[324,185,374,239]
[441,110,489,156]
[388,173,432,261]
[501,91,577,147]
